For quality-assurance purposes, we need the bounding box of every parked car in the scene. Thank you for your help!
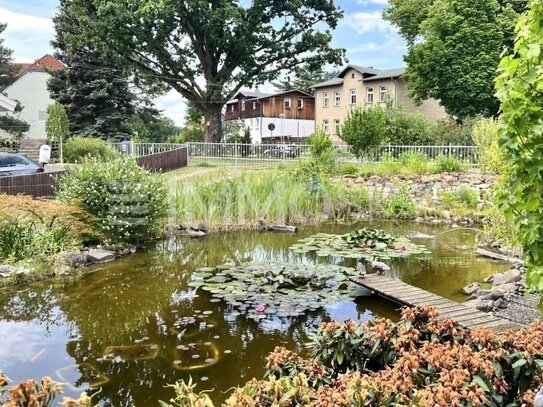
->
[0,153,44,177]
[263,145,300,158]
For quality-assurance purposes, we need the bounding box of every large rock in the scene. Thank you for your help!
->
[474,299,495,312]
[481,289,505,301]
[63,252,88,268]
[493,283,518,293]
[87,248,116,264]
[462,283,480,296]
[493,269,522,286]
[0,265,16,278]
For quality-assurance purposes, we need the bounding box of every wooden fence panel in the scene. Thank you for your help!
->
[136,147,188,172]
[0,171,65,198]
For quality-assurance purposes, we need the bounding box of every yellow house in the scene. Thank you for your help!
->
[313,65,448,143]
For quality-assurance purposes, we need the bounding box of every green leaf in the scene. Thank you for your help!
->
[474,375,490,393]
[511,358,527,369]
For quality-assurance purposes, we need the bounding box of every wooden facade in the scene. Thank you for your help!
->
[225,90,315,121]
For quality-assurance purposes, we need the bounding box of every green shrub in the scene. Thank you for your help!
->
[340,107,388,158]
[309,128,333,158]
[454,187,479,207]
[435,155,463,172]
[432,118,474,145]
[399,152,429,174]
[337,163,359,176]
[64,137,119,163]
[385,111,434,145]
[385,188,416,219]
[57,158,168,243]
[471,118,505,174]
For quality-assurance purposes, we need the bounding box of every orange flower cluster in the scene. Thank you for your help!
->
[265,346,331,386]
[0,376,63,407]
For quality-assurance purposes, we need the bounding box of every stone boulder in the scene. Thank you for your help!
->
[464,299,494,312]
[493,283,518,293]
[0,265,16,278]
[462,283,480,296]
[87,248,116,264]
[492,269,522,286]
[63,252,88,268]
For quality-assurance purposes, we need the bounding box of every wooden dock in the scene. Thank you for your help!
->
[351,274,522,331]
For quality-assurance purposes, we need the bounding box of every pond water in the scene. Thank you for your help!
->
[0,221,510,406]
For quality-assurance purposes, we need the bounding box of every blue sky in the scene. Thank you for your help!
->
[0,0,406,123]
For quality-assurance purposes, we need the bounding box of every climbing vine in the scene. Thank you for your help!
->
[495,0,543,308]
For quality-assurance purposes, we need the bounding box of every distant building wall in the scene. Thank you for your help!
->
[0,71,53,140]
[242,117,315,144]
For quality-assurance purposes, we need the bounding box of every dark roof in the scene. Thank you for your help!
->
[227,89,314,104]
[312,65,406,89]
[363,68,406,82]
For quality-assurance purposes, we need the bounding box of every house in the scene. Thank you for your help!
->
[225,89,316,144]
[313,65,448,143]
[0,93,17,113]
[0,54,64,140]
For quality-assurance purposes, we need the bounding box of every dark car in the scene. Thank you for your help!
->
[0,153,44,177]
[263,145,299,159]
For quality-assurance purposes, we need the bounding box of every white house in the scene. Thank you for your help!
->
[0,55,64,140]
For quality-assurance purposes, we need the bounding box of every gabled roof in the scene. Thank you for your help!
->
[363,68,406,82]
[14,54,64,76]
[0,93,17,112]
[312,65,406,89]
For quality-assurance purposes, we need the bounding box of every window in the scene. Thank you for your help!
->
[241,100,246,111]
[322,119,329,134]
[297,99,304,109]
[334,119,340,135]
[351,73,355,79]
[0,155,29,167]
[334,91,341,107]
[284,98,292,109]
[253,102,257,110]
[323,92,329,108]
[366,87,374,104]
[379,86,387,103]
[255,118,260,130]
[350,89,357,105]
[230,104,235,112]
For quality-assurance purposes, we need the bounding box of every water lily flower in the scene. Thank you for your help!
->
[256,304,266,313]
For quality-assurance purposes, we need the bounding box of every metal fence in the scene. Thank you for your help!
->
[109,142,479,167]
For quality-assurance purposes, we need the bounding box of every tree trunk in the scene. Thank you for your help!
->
[203,105,223,143]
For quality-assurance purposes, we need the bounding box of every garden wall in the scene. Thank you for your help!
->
[338,171,496,205]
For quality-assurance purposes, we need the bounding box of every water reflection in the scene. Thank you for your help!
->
[0,221,509,405]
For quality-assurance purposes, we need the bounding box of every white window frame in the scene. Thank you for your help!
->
[322,119,329,134]
[297,99,304,109]
[255,118,260,130]
[284,98,292,109]
[379,86,387,103]
[323,92,329,108]
[334,91,341,107]
[253,101,257,110]
[350,89,357,105]
[334,119,340,135]
[241,100,246,111]
[366,87,374,104]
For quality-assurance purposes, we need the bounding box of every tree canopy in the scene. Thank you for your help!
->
[272,64,340,94]
[48,0,139,141]
[495,0,543,305]
[66,0,345,142]
[384,0,527,119]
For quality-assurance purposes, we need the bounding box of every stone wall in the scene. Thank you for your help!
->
[337,171,496,205]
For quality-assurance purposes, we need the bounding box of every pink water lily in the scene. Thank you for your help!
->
[256,304,266,313]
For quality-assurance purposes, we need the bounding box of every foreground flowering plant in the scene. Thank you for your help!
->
[0,372,95,407]
[165,306,543,406]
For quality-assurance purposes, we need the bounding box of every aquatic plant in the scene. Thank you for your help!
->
[291,229,429,260]
[189,263,366,320]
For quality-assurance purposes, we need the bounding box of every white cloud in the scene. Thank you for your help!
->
[342,11,396,35]
[155,90,186,126]
[0,8,53,35]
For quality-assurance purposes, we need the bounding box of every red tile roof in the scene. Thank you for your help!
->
[15,54,64,75]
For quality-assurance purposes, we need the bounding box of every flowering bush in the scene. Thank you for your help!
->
[166,306,543,406]
[57,157,167,244]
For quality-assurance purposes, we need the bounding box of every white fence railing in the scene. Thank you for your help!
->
[109,142,479,167]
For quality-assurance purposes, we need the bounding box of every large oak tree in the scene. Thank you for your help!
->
[67,0,345,142]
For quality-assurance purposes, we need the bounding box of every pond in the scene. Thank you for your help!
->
[0,221,510,406]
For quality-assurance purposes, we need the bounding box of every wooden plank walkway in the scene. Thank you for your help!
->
[351,274,523,331]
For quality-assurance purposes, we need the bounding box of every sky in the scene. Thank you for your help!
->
[0,0,406,125]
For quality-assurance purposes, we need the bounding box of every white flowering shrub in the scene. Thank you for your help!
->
[57,157,168,243]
